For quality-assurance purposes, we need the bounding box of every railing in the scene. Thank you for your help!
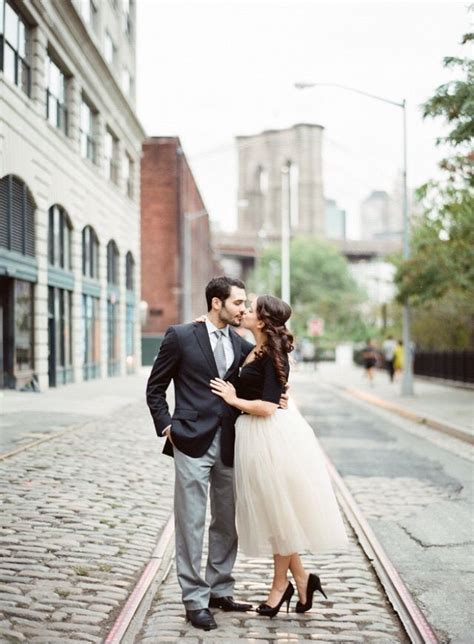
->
[414,350,474,385]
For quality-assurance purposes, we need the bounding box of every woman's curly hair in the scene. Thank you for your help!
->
[255,295,294,385]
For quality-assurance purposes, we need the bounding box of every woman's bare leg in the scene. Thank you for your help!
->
[289,554,309,603]
[265,554,292,606]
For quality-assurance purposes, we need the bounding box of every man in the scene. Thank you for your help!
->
[146,277,254,631]
[382,335,397,383]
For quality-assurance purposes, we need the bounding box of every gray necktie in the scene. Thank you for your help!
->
[213,330,227,378]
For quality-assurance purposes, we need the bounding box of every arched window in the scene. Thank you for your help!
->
[125,251,135,291]
[48,205,72,270]
[256,165,268,195]
[107,240,119,285]
[82,225,99,278]
[0,174,35,256]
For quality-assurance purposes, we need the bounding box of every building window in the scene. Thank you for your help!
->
[125,251,134,291]
[104,129,119,183]
[122,0,132,37]
[125,302,135,373]
[77,0,97,30]
[123,153,133,198]
[0,0,30,95]
[104,31,116,66]
[122,67,130,96]
[14,280,34,372]
[107,240,119,285]
[107,298,120,376]
[48,205,72,270]
[257,166,269,195]
[288,162,299,228]
[48,286,73,387]
[45,53,68,134]
[80,98,96,162]
[0,174,35,257]
[82,293,100,380]
[82,225,99,279]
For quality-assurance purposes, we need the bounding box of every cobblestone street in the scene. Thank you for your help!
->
[1,368,471,642]
[139,521,407,643]
[0,400,174,643]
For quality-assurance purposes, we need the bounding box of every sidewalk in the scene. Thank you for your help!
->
[311,362,474,440]
[0,368,153,454]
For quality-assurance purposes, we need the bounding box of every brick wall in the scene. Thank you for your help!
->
[141,137,220,336]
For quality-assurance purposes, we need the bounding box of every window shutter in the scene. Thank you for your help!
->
[0,176,8,249]
[10,178,24,253]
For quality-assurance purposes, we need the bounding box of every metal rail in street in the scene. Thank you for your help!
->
[1,400,440,643]
[104,450,439,643]
[0,422,92,461]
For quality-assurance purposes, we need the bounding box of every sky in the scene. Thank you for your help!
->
[136,1,470,238]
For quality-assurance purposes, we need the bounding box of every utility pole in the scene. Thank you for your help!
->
[281,163,291,310]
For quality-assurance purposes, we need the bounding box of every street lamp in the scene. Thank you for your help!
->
[183,209,208,323]
[281,162,291,310]
[295,81,413,395]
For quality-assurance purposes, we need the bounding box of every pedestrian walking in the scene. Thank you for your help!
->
[210,295,348,618]
[361,339,377,385]
[382,335,397,383]
[146,277,287,632]
[394,339,404,379]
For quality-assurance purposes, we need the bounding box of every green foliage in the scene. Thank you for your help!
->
[250,236,374,341]
[422,31,474,148]
[394,24,474,320]
[411,291,474,350]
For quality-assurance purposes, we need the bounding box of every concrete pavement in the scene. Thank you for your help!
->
[292,370,474,644]
[312,361,474,438]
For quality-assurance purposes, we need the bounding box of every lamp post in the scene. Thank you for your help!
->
[281,162,291,310]
[295,81,413,395]
[182,209,208,323]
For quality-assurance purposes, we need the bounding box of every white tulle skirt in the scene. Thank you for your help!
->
[234,402,349,557]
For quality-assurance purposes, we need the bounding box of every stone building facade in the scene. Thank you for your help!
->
[236,123,325,239]
[0,0,145,389]
[141,137,219,364]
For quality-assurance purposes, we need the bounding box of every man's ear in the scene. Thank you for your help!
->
[211,296,222,311]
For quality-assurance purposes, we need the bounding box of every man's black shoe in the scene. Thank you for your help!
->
[209,596,253,612]
[185,608,217,630]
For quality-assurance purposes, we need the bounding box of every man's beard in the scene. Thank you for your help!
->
[219,305,242,327]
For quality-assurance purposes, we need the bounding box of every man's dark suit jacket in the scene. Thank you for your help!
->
[146,322,253,467]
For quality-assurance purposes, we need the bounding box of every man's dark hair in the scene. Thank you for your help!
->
[205,276,245,311]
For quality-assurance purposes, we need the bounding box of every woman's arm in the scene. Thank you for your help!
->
[210,379,278,417]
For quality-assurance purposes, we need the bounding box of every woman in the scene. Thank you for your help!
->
[394,340,404,379]
[210,295,348,618]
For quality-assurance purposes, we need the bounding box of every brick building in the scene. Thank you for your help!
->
[140,137,219,363]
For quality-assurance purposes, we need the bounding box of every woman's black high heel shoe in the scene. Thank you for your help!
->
[256,581,295,618]
[295,573,327,613]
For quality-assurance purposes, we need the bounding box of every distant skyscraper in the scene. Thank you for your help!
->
[325,199,346,240]
[236,124,325,239]
[360,190,402,241]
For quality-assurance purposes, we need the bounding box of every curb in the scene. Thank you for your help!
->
[345,387,474,445]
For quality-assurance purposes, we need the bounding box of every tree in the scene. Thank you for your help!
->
[251,236,373,341]
[394,25,474,346]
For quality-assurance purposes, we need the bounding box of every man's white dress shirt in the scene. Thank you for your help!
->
[205,317,234,373]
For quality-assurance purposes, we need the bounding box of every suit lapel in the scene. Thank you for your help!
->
[224,328,242,379]
[193,322,219,377]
